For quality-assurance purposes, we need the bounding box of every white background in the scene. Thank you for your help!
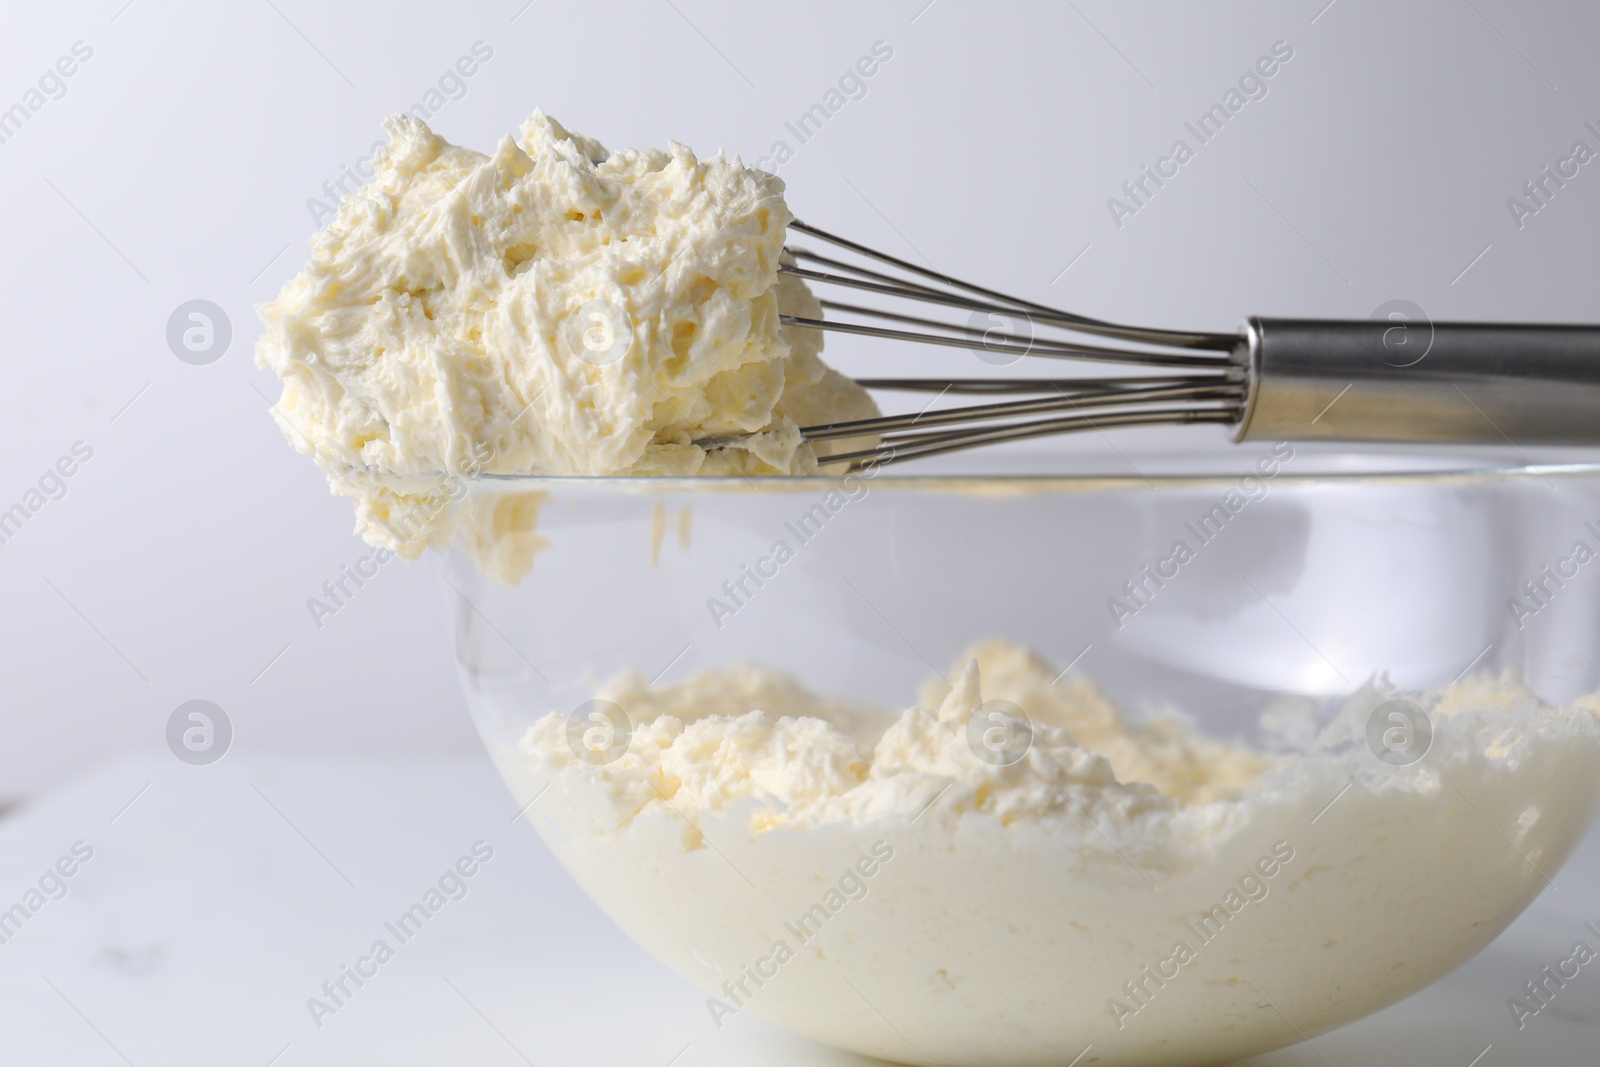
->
[2,0,1598,798]
[5,4,1600,1065]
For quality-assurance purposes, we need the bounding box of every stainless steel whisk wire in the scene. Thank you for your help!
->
[765,221,1246,470]
[707,219,1600,471]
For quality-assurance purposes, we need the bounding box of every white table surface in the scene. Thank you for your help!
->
[2,753,1596,1066]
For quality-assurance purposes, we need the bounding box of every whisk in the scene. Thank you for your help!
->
[707,220,1600,471]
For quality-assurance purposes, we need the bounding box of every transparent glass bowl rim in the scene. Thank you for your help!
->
[430,460,1600,494]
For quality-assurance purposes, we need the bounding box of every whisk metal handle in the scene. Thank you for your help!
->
[1236,316,1600,445]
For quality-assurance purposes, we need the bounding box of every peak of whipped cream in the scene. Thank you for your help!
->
[519,635,1600,848]
[520,640,1276,838]
[256,110,877,557]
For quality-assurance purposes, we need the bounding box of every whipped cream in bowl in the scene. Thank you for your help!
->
[446,469,1600,1067]
[257,112,1600,1065]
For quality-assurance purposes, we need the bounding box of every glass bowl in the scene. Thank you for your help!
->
[442,448,1600,1067]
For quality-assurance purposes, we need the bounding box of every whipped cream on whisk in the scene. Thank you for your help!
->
[256,111,876,556]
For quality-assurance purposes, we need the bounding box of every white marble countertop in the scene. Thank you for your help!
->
[1,753,1596,1066]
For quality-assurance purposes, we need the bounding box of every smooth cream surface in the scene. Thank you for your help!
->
[256,111,876,558]
[519,641,1600,1066]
